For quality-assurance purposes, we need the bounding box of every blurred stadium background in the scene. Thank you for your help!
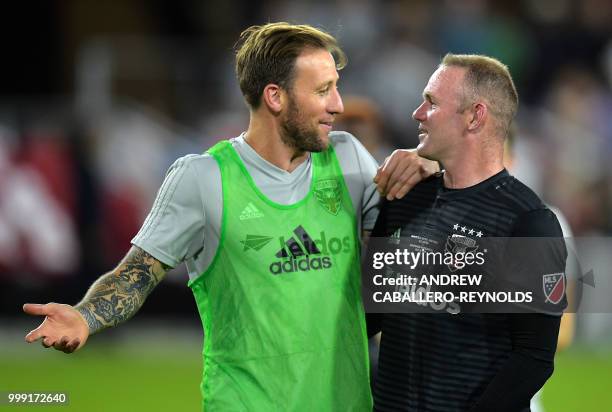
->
[1,0,611,411]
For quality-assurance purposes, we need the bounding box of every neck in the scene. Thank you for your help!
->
[441,141,504,189]
[244,115,309,172]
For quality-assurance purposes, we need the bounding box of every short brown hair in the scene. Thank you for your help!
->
[441,53,518,138]
[235,22,347,109]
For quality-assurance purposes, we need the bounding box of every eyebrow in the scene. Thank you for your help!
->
[423,91,434,102]
[317,80,335,89]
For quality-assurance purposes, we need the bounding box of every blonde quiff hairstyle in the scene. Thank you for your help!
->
[235,22,347,109]
[441,53,518,138]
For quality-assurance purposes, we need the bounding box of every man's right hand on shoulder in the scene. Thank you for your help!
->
[374,149,440,200]
[23,303,90,354]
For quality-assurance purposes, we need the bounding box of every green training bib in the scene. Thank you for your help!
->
[188,140,371,411]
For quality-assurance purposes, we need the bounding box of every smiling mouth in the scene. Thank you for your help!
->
[319,121,333,131]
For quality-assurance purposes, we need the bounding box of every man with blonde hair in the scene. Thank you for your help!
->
[368,54,567,411]
[23,22,435,410]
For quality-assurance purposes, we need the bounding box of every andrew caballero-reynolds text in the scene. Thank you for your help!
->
[368,249,534,306]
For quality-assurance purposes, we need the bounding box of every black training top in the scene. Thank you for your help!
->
[369,169,567,412]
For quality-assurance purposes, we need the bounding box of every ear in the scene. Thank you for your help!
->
[467,102,487,132]
[262,84,283,114]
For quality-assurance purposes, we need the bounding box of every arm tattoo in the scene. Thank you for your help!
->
[76,247,171,334]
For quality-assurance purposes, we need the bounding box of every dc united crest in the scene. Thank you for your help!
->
[314,179,342,215]
[543,273,565,304]
[445,234,479,272]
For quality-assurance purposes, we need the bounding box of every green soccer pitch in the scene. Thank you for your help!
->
[0,333,203,411]
[1,337,611,411]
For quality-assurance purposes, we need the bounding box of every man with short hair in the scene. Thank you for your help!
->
[369,54,567,411]
[23,22,435,411]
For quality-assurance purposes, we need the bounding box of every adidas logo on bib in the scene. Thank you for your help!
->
[270,225,332,275]
[240,202,264,220]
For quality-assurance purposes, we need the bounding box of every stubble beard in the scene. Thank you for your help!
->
[280,98,326,153]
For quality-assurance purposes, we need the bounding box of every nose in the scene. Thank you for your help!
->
[413,101,427,122]
[328,87,344,115]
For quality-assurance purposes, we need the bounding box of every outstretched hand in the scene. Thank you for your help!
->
[374,149,440,200]
[23,303,90,354]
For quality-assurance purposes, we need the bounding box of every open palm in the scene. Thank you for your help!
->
[23,303,90,353]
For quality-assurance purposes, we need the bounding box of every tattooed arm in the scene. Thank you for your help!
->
[75,246,171,333]
[23,246,172,353]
